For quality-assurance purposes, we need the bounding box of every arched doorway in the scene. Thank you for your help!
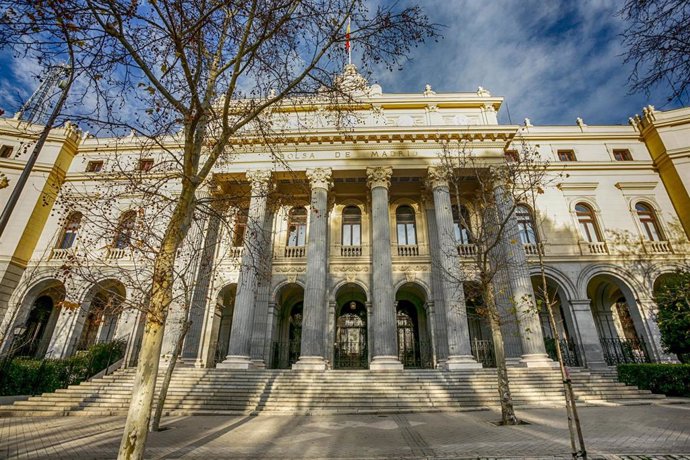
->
[530,276,581,366]
[464,282,494,367]
[587,274,650,365]
[334,283,368,369]
[271,283,304,369]
[212,283,236,366]
[76,281,126,352]
[13,281,65,358]
[395,282,433,368]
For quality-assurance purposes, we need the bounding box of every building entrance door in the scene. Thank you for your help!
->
[334,301,368,369]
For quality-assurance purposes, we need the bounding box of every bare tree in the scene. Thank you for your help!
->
[620,0,690,104]
[1,2,437,457]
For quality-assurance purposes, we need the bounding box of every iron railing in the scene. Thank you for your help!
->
[470,338,496,368]
[600,337,651,365]
[398,340,433,369]
[544,337,583,367]
[334,339,368,369]
[271,340,301,369]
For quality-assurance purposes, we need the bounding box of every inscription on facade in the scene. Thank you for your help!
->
[276,149,421,161]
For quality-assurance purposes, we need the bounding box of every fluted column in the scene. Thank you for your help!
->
[494,184,553,367]
[366,166,403,370]
[294,168,332,370]
[220,169,272,369]
[428,166,481,370]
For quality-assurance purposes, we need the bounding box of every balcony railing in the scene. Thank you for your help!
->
[50,248,73,260]
[284,245,306,258]
[456,243,477,257]
[523,242,544,256]
[579,240,608,255]
[396,244,419,257]
[106,247,129,260]
[643,240,672,254]
[229,246,244,258]
[339,245,363,257]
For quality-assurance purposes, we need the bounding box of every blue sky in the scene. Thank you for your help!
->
[0,0,685,127]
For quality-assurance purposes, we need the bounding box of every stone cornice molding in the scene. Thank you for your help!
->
[614,181,658,191]
[246,169,273,194]
[427,165,452,190]
[366,166,393,189]
[306,167,333,191]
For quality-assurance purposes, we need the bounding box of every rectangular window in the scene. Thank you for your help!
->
[86,160,103,172]
[504,150,518,162]
[139,159,154,171]
[557,150,577,161]
[0,145,13,158]
[613,149,632,161]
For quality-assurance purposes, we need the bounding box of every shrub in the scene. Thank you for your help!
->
[0,339,125,396]
[654,270,690,363]
[617,363,690,397]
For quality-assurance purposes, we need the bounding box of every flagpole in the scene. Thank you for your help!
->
[347,17,352,65]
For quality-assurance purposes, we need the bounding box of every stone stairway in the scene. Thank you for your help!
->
[0,367,665,417]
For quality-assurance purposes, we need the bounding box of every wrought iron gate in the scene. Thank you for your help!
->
[334,306,367,369]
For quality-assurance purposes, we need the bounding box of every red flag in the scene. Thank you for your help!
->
[345,18,351,53]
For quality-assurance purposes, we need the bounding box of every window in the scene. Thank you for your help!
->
[613,149,632,161]
[557,150,577,161]
[138,159,154,171]
[0,145,13,158]
[232,209,248,247]
[58,212,82,249]
[86,160,103,172]
[113,211,136,249]
[516,204,538,244]
[636,202,663,241]
[396,205,417,245]
[575,203,601,242]
[287,207,307,247]
[341,206,361,246]
[504,150,519,162]
[452,204,472,244]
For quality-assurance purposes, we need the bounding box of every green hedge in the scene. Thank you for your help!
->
[0,340,125,396]
[617,363,690,397]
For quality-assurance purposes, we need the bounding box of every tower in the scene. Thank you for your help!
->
[15,64,70,125]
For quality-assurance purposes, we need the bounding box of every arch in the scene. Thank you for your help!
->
[330,279,370,303]
[113,210,137,249]
[270,282,304,369]
[395,281,432,368]
[286,206,308,247]
[574,202,603,243]
[210,282,238,366]
[392,279,432,306]
[576,264,646,301]
[72,280,127,352]
[634,200,665,241]
[271,278,306,306]
[515,203,538,244]
[57,211,83,249]
[333,282,369,369]
[528,265,578,302]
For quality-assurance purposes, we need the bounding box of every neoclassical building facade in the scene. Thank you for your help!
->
[1,68,689,372]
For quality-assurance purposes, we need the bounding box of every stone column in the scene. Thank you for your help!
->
[635,298,677,363]
[220,169,272,369]
[424,203,449,366]
[366,166,403,370]
[294,167,332,370]
[493,184,553,367]
[569,299,608,369]
[428,166,481,369]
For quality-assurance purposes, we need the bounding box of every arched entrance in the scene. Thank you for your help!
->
[464,282,494,367]
[530,276,581,366]
[76,281,126,351]
[395,282,433,368]
[271,283,304,369]
[13,281,65,358]
[587,274,650,364]
[212,283,236,366]
[334,283,368,369]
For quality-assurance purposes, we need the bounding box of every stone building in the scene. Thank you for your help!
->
[1,67,689,372]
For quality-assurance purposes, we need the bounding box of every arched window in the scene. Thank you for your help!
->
[635,203,663,241]
[113,211,136,249]
[516,204,538,244]
[341,206,361,246]
[287,207,307,247]
[452,204,472,244]
[396,205,417,245]
[232,209,248,247]
[575,203,601,243]
[58,212,82,249]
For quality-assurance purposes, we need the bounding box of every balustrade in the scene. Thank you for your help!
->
[523,242,544,256]
[229,247,244,258]
[339,245,363,257]
[283,245,306,258]
[106,247,128,260]
[643,240,672,254]
[579,240,608,255]
[50,248,73,260]
[396,244,419,257]
[456,243,477,257]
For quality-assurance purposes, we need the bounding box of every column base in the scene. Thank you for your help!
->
[217,355,254,369]
[505,357,523,367]
[435,359,447,370]
[292,356,327,371]
[251,359,267,369]
[518,353,558,368]
[445,355,483,370]
[369,355,403,371]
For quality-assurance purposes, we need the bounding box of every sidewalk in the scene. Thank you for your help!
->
[1,403,689,459]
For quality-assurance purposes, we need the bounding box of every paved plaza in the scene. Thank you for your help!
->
[1,403,690,459]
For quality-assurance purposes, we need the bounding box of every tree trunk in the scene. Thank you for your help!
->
[117,184,197,460]
[150,320,191,432]
[484,281,519,425]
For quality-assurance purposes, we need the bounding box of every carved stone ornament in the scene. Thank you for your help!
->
[246,169,273,194]
[332,265,370,273]
[427,165,452,190]
[274,266,306,273]
[306,167,333,191]
[394,264,428,272]
[366,166,393,189]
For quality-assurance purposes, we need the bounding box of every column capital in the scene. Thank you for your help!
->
[246,169,272,194]
[306,167,333,191]
[427,165,452,190]
[366,166,393,189]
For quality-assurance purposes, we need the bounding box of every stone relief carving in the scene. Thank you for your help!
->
[274,266,307,273]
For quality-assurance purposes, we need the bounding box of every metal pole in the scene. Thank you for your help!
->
[0,67,72,238]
